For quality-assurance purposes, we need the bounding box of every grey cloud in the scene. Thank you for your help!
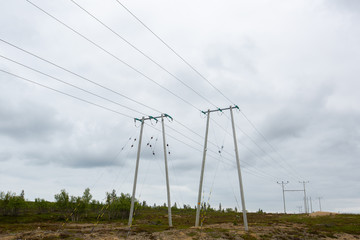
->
[205,38,257,75]
[1,0,360,213]
[326,0,360,13]
[260,83,334,142]
[0,98,70,142]
[0,151,12,162]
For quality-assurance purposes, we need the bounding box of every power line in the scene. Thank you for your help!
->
[215,111,302,181]
[146,121,279,182]
[0,38,225,176]
[3,2,296,185]
[114,0,304,181]
[170,119,277,180]
[239,111,303,180]
[1,60,290,183]
[0,38,228,168]
[70,0,218,109]
[0,38,160,114]
[0,54,148,117]
[0,69,133,119]
[114,0,233,104]
[30,0,298,181]
[26,0,200,111]
[210,115,301,182]
[1,66,278,183]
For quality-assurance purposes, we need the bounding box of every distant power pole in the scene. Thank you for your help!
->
[297,206,302,213]
[318,197,322,212]
[283,185,306,211]
[299,181,309,214]
[277,181,289,214]
[310,197,313,213]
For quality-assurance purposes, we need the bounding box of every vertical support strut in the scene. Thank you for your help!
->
[277,181,289,214]
[161,114,173,227]
[230,106,248,231]
[195,110,210,227]
[282,184,287,214]
[128,117,145,227]
[300,181,309,214]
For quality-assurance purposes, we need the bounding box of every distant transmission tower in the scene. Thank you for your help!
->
[277,181,289,213]
[299,181,309,214]
[318,197,323,212]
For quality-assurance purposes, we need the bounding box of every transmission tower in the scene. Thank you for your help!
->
[299,181,309,214]
[128,114,174,227]
[318,197,323,212]
[277,181,289,214]
[195,105,248,231]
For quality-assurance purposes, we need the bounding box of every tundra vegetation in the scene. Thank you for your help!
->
[0,189,359,239]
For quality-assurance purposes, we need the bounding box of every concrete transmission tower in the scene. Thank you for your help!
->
[195,105,248,231]
[128,114,174,227]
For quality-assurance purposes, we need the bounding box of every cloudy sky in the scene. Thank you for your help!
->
[1,0,359,215]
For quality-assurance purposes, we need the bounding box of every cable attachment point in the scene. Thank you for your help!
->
[149,116,158,125]
[134,118,142,127]
[164,113,173,122]
[200,110,209,119]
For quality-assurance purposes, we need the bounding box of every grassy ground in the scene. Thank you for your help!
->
[0,209,359,239]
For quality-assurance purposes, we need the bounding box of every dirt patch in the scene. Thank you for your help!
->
[310,211,339,217]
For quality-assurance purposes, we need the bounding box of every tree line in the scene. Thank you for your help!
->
[0,188,135,221]
[0,189,238,222]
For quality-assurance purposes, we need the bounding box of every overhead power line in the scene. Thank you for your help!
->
[239,111,302,179]
[0,69,133,119]
[148,123,279,182]
[1,39,268,179]
[114,0,233,104]
[115,0,304,180]
[0,38,236,169]
[0,65,277,182]
[26,0,200,111]
[0,38,160,114]
[210,115,301,182]
[0,54,148,117]
[6,2,302,183]
[70,0,218,109]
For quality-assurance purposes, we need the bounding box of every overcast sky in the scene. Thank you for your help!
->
[1,0,359,215]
